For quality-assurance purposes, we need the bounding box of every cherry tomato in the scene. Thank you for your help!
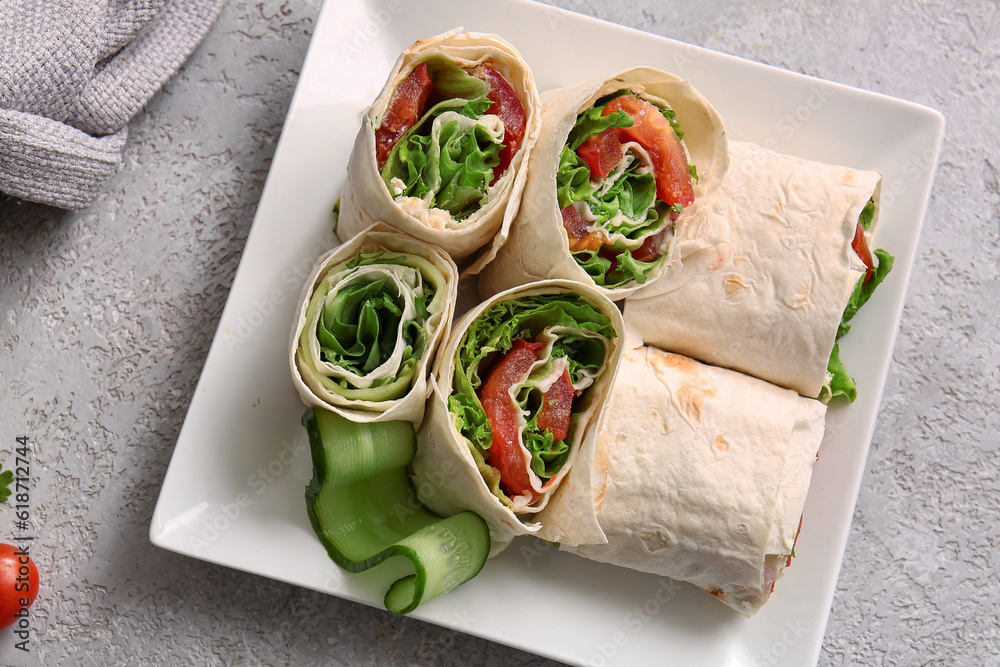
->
[0,543,39,631]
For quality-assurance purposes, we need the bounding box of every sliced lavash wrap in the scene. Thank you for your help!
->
[479,67,729,301]
[624,140,888,398]
[565,346,827,616]
[338,28,542,274]
[290,223,458,426]
[410,279,624,553]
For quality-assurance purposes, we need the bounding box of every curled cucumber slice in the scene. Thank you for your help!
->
[303,407,490,614]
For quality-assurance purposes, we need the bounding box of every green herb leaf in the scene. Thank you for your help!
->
[0,469,12,503]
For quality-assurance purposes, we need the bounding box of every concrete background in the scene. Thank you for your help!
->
[1,0,997,664]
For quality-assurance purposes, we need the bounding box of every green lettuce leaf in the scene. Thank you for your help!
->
[859,198,875,230]
[423,56,489,100]
[549,332,609,385]
[572,250,612,284]
[587,155,659,234]
[824,247,895,402]
[567,105,633,150]
[556,146,593,209]
[554,90,687,288]
[823,343,857,402]
[317,277,404,375]
[300,252,438,402]
[379,58,504,221]
[521,412,570,478]
[572,247,660,288]
[838,248,895,339]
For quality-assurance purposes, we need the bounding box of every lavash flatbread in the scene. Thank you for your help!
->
[289,223,457,427]
[566,346,827,616]
[410,279,624,554]
[624,140,882,397]
[478,67,729,301]
[338,28,541,274]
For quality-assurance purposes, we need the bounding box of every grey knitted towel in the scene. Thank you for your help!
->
[0,0,226,210]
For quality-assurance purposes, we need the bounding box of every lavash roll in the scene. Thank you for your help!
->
[338,28,542,274]
[289,223,457,427]
[566,346,827,616]
[410,279,624,553]
[624,140,883,397]
[479,67,730,301]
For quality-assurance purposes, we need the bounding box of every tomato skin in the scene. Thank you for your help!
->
[375,62,434,167]
[537,369,574,441]
[561,205,607,252]
[577,128,624,180]
[0,543,39,631]
[478,339,547,500]
[630,235,661,263]
[852,222,874,282]
[603,94,694,207]
[478,64,527,185]
[375,62,525,183]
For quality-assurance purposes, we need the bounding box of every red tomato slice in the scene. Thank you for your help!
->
[598,245,622,274]
[852,222,874,282]
[630,226,673,264]
[577,128,624,180]
[630,234,662,263]
[537,369,574,441]
[561,205,607,252]
[478,339,546,499]
[375,62,434,167]
[603,94,694,207]
[478,64,526,185]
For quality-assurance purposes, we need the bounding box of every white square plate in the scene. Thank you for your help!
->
[150,1,945,664]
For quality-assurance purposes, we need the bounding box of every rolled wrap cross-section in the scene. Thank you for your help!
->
[338,28,542,274]
[624,141,889,398]
[410,279,624,552]
[479,67,729,301]
[290,223,458,426]
[566,346,827,616]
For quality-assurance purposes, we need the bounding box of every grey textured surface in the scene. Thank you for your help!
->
[0,0,226,209]
[0,0,997,665]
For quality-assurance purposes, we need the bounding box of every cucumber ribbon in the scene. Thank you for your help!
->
[303,407,490,614]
